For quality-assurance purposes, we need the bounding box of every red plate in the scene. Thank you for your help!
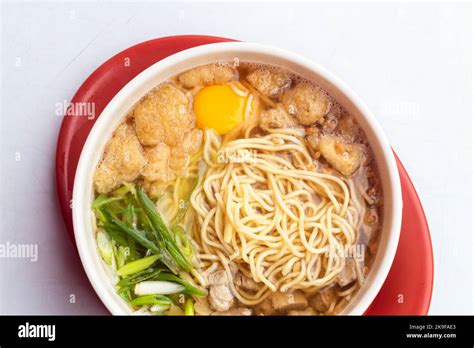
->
[55,35,433,315]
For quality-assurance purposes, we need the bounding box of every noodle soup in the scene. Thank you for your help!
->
[91,61,383,316]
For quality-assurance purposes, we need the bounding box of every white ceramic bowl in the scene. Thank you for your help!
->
[73,42,403,315]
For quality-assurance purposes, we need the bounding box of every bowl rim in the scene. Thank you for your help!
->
[73,41,402,315]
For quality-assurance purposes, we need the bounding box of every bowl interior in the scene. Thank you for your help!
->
[73,42,402,315]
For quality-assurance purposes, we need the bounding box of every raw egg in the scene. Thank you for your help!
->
[193,83,248,135]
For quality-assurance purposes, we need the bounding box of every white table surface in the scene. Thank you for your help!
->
[0,1,472,315]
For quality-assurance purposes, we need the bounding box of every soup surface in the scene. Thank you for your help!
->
[92,61,383,316]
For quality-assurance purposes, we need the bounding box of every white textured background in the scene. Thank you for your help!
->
[0,1,472,314]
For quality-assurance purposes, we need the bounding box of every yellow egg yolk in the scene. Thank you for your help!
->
[193,84,247,135]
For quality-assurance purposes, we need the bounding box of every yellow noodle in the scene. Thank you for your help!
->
[190,129,360,306]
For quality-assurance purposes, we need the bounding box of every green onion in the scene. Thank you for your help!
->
[153,272,206,297]
[93,183,205,314]
[137,187,193,271]
[118,288,132,302]
[111,183,135,197]
[109,213,180,274]
[96,229,113,265]
[184,299,195,316]
[134,281,185,295]
[124,202,135,226]
[110,216,161,255]
[117,255,160,277]
[130,294,173,307]
[92,194,123,209]
[116,246,128,269]
[117,268,163,290]
[172,225,197,266]
[171,177,198,226]
[123,202,139,260]
[94,208,108,224]
[150,304,171,314]
[106,200,127,216]
[102,224,129,247]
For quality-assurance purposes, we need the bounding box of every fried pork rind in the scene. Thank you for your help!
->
[133,83,195,147]
[317,136,365,176]
[141,142,175,182]
[169,128,203,175]
[259,104,298,131]
[335,115,364,142]
[141,129,203,197]
[282,83,331,125]
[93,123,146,194]
[141,179,169,198]
[309,287,337,313]
[178,63,235,88]
[246,67,291,97]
